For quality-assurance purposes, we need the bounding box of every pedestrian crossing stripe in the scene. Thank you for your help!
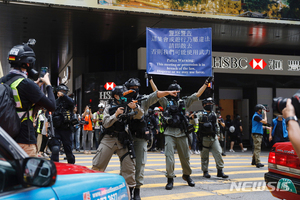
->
[137,177,265,189]
[222,177,264,182]
[212,186,270,195]
[142,191,215,200]
[59,157,250,161]
[63,160,253,165]
[142,187,270,199]
[82,165,257,171]
[142,170,267,178]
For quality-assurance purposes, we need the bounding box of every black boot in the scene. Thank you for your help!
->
[165,178,174,190]
[251,158,256,165]
[256,163,264,168]
[182,174,195,187]
[217,169,228,178]
[203,171,211,178]
[133,187,141,200]
[129,187,134,200]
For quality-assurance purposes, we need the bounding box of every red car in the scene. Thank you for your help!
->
[264,142,300,200]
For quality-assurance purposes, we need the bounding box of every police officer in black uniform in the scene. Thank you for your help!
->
[51,84,75,164]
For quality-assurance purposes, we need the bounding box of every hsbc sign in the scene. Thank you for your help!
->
[104,82,116,90]
[249,59,267,70]
[212,52,300,76]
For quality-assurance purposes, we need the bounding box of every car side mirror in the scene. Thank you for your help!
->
[22,157,57,187]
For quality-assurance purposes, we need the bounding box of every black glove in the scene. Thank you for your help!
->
[205,76,214,84]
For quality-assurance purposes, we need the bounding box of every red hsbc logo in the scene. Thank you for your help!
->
[249,58,267,70]
[104,82,116,90]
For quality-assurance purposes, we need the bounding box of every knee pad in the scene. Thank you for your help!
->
[52,146,60,155]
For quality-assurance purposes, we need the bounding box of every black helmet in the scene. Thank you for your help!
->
[168,80,181,91]
[8,39,39,80]
[111,85,124,97]
[8,40,36,69]
[148,108,153,114]
[57,84,69,94]
[202,97,214,106]
[255,104,266,112]
[125,78,141,88]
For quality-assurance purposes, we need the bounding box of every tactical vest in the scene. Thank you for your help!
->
[199,111,217,137]
[105,104,127,133]
[164,99,186,129]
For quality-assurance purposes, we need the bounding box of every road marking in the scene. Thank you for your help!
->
[142,191,215,199]
[60,156,250,161]
[143,170,267,178]
[82,165,257,171]
[138,177,265,189]
[224,177,264,182]
[212,186,270,195]
[81,165,259,172]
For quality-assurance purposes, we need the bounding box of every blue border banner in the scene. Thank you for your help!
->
[146,28,212,77]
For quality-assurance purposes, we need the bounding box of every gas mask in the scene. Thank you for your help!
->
[130,88,139,99]
[169,92,180,101]
[204,104,213,111]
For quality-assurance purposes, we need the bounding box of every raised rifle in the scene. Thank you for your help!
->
[120,110,138,161]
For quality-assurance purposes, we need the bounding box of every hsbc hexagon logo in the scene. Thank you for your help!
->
[249,58,267,70]
[104,82,116,90]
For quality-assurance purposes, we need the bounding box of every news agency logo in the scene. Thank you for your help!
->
[230,180,297,193]
[249,58,267,70]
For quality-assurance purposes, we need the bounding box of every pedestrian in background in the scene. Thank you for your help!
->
[147,108,158,152]
[269,115,289,145]
[251,104,268,168]
[229,114,247,152]
[72,106,81,152]
[190,112,200,155]
[216,109,226,156]
[38,108,49,158]
[82,105,93,154]
[36,108,45,152]
[93,103,104,149]
[156,107,165,153]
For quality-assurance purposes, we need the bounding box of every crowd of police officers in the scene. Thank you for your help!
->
[89,75,230,199]
[2,40,230,200]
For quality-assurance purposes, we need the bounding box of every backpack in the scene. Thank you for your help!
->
[0,74,25,138]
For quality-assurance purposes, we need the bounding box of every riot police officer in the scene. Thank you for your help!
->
[197,97,228,178]
[51,84,75,164]
[92,85,144,200]
[124,78,179,199]
[152,78,212,190]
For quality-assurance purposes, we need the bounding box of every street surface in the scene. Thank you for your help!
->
[60,150,277,200]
